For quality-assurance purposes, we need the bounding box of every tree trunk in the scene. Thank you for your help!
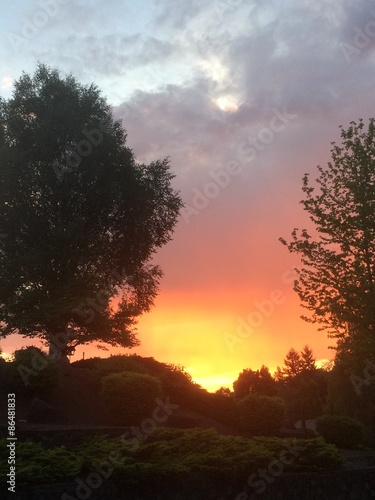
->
[47,328,71,369]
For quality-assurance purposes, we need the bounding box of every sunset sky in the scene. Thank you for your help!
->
[1,0,375,391]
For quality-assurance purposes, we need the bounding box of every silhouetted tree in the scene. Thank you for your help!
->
[293,378,322,430]
[275,346,322,428]
[215,387,232,398]
[0,64,182,360]
[275,348,303,382]
[300,344,317,373]
[280,119,375,365]
[233,365,276,398]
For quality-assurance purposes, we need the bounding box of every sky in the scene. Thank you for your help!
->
[1,0,375,391]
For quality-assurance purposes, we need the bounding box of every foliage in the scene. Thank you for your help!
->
[100,371,162,425]
[6,346,60,397]
[316,414,364,449]
[0,439,80,487]
[74,354,196,403]
[0,63,182,357]
[300,345,317,372]
[280,119,375,364]
[82,354,148,379]
[325,357,375,430]
[282,378,323,429]
[215,386,232,397]
[0,429,344,489]
[73,354,240,428]
[275,346,323,427]
[275,345,317,383]
[237,394,285,436]
[275,348,303,382]
[325,361,360,417]
[233,365,276,398]
[252,436,344,470]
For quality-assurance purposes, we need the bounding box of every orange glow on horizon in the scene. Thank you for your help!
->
[0,287,335,393]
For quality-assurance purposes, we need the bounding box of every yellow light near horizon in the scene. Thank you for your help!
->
[188,371,238,392]
[0,287,334,394]
[0,351,13,362]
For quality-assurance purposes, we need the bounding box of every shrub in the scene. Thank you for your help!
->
[0,439,80,487]
[6,347,60,397]
[0,430,343,489]
[316,414,364,449]
[100,371,162,425]
[237,394,285,436]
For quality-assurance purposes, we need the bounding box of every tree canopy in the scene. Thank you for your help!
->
[275,345,316,382]
[280,119,375,364]
[0,64,182,357]
[233,365,276,398]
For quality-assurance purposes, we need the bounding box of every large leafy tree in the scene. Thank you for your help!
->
[280,119,375,364]
[0,64,182,358]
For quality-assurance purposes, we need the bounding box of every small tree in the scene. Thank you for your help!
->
[276,346,322,428]
[0,64,182,359]
[280,119,375,365]
[275,348,303,382]
[233,365,276,398]
[300,344,317,373]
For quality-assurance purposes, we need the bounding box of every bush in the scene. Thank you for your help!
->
[0,430,344,489]
[316,414,364,449]
[6,347,60,397]
[100,371,162,425]
[0,439,80,487]
[237,394,285,436]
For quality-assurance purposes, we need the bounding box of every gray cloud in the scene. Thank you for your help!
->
[2,0,375,301]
